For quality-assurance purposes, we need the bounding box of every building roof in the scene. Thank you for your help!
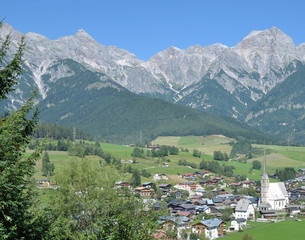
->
[235,198,252,212]
[232,218,246,223]
[142,182,153,186]
[212,198,223,203]
[207,200,214,205]
[176,211,192,217]
[194,218,223,228]
[269,182,288,200]
[180,204,196,210]
[159,183,171,188]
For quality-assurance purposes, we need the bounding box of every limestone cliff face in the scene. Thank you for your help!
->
[2,23,305,142]
[2,23,303,108]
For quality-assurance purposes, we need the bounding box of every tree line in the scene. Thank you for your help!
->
[33,122,92,140]
[131,145,179,159]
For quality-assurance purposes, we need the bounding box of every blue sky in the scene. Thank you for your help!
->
[1,0,305,60]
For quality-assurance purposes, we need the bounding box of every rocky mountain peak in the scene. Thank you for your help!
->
[237,26,295,53]
[74,29,94,41]
[233,27,296,75]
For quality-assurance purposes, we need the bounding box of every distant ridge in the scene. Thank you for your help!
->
[1,23,304,143]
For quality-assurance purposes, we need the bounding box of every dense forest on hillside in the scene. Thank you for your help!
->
[33,122,92,140]
[36,61,277,144]
[245,62,305,145]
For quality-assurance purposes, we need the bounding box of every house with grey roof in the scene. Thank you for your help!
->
[234,198,255,219]
[192,218,226,239]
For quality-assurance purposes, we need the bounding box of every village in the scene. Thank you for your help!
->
[38,163,305,239]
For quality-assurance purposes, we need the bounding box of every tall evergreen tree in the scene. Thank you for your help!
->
[131,169,141,187]
[41,152,54,177]
[0,23,43,239]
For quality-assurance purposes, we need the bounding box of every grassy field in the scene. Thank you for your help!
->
[29,135,305,184]
[154,135,234,155]
[223,220,305,240]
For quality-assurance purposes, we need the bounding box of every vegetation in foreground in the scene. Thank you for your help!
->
[0,29,159,239]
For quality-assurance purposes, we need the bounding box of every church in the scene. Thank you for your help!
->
[259,147,289,211]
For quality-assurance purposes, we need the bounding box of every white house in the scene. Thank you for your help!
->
[229,218,247,231]
[234,198,255,219]
[153,173,168,181]
[192,218,225,239]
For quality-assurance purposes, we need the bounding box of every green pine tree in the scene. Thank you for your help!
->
[0,22,43,239]
[131,169,141,187]
[42,151,50,176]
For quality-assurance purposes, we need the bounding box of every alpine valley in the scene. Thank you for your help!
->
[1,23,305,144]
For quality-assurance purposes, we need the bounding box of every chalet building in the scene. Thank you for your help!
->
[211,177,224,182]
[175,182,201,191]
[192,218,226,239]
[115,181,131,189]
[159,183,172,191]
[191,195,203,202]
[168,190,184,198]
[167,199,196,213]
[234,198,255,219]
[295,175,305,182]
[149,145,160,150]
[181,171,208,180]
[195,205,210,214]
[153,173,168,181]
[298,169,305,175]
[231,182,242,187]
[289,187,305,201]
[134,187,154,197]
[179,203,196,212]
[209,207,222,218]
[241,180,256,188]
[158,218,177,231]
[158,216,189,229]
[195,189,207,196]
[212,198,224,206]
[199,180,208,186]
[286,205,302,216]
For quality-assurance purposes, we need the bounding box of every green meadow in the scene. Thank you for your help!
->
[223,220,305,240]
[29,135,305,184]
[154,135,234,156]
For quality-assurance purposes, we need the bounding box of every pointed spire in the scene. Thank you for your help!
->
[262,142,268,178]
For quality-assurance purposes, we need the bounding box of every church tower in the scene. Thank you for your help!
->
[260,146,270,207]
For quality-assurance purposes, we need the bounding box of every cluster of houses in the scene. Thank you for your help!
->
[156,192,258,239]
[273,169,305,203]
[154,168,304,239]
[38,166,305,239]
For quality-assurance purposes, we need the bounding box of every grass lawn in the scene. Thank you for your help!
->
[100,142,134,159]
[279,150,305,163]
[223,220,305,240]
[154,135,234,156]
[27,150,102,180]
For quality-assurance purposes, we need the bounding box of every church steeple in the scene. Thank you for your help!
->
[262,145,268,178]
[261,144,269,205]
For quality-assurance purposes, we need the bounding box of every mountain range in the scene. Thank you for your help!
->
[1,23,305,144]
